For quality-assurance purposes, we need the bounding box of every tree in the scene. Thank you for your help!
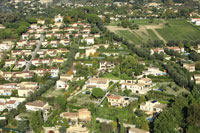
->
[64,16,72,24]
[55,96,67,110]
[138,95,146,103]
[92,88,105,99]
[27,17,37,24]
[17,120,29,131]
[124,89,131,96]
[0,119,7,127]
[11,90,18,97]
[110,121,117,131]
[100,122,113,133]
[59,126,66,133]
[189,50,200,61]
[187,103,200,127]
[29,111,43,132]
[120,56,144,77]
[66,70,74,75]
[195,62,200,71]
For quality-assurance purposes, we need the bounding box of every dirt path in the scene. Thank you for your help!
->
[144,24,167,43]
[151,28,167,44]
[106,26,131,33]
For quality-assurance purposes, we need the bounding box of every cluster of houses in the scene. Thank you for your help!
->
[0,97,25,111]
[140,100,167,115]
[150,46,185,55]
[121,77,153,94]
[0,82,39,97]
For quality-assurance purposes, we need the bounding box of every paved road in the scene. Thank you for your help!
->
[97,92,109,106]
[97,82,118,106]
[24,35,44,71]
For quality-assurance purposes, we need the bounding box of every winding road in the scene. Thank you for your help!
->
[24,35,44,71]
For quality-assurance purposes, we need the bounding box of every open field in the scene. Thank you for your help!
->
[107,19,200,45]
[109,19,165,26]
[116,30,146,45]
[156,19,200,41]
[108,25,162,45]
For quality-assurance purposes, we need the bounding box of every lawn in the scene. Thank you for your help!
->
[95,106,131,121]
[103,73,121,80]
[42,88,65,98]
[154,82,190,96]
[156,19,200,41]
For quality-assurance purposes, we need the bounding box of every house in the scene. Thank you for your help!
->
[56,48,69,54]
[183,63,195,72]
[194,74,200,84]
[60,74,74,81]
[37,19,45,25]
[49,67,59,78]
[82,28,91,34]
[99,61,115,72]
[0,24,5,29]
[138,78,153,88]
[0,83,18,96]
[36,28,45,34]
[167,47,184,53]
[121,82,148,94]
[5,59,16,67]
[0,97,25,111]
[60,39,70,46]
[18,82,39,97]
[6,100,20,110]
[22,33,29,40]
[67,125,88,133]
[87,78,109,91]
[33,67,59,78]
[54,14,63,23]
[12,71,34,79]
[43,126,60,133]
[60,108,91,122]
[78,108,91,121]
[30,24,38,29]
[94,33,100,38]
[0,43,13,52]
[85,47,97,57]
[143,67,167,76]
[1,72,13,80]
[60,112,79,122]
[129,127,149,133]
[56,79,69,90]
[54,22,64,28]
[191,18,200,26]
[15,59,27,69]
[39,0,53,4]
[107,94,129,107]
[52,58,65,64]
[150,48,164,55]
[0,102,6,111]
[11,50,22,58]
[82,37,95,45]
[25,100,51,112]
[140,100,167,114]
